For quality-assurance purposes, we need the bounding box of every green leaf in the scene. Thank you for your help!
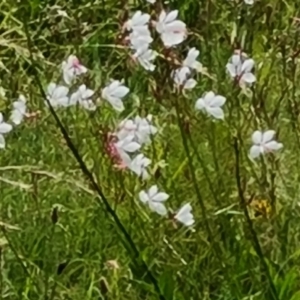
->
[159,270,175,300]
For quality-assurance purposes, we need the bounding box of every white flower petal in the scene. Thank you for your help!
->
[148,185,158,198]
[122,141,141,152]
[204,91,215,102]
[107,80,120,91]
[195,98,205,110]
[165,10,179,23]
[182,217,195,226]
[112,86,129,98]
[192,61,203,72]
[69,92,80,105]
[0,123,12,134]
[53,86,69,100]
[241,59,254,73]
[120,151,132,166]
[226,63,237,78]
[47,83,57,96]
[252,131,262,144]
[152,192,169,202]
[210,95,226,107]
[173,67,190,85]
[0,134,5,149]
[109,98,125,112]
[149,201,167,216]
[158,10,167,23]
[249,145,261,159]
[262,130,275,143]
[139,190,149,203]
[241,72,256,84]
[206,107,224,119]
[183,48,199,67]
[129,158,140,173]
[81,100,96,111]
[176,203,192,219]
[175,203,195,226]
[265,141,283,151]
[232,54,241,66]
[13,101,26,113]
[165,20,186,32]
[63,70,73,85]
[184,79,196,90]
[11,110,23,125]
[83,88,94,99]
[161,32,185,47]
[58,97,70,107]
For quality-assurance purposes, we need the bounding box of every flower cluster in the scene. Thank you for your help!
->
[124,11,157,71]
[0,0,277,232]
[45,55,131,113]
[43,1,282,226]
[139,185,195,226]
[123,7,190,71]
[226,51,256,87]
[0,94,30,148]
[121,7,200,226]
[107,114,157,179]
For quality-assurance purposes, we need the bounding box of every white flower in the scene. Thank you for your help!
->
[226,54,256,85]
[129,153,151,180]
[117,115,157,145]
[146,0,156,3]
[114,134,140,165]
[172,67,196,90]
[61,55,87,85]
[183,48,202,71]
[195,91,226,120]
[174,203,195,226]
[244,0,254,4]
[117,119,137,140]
[70,84,96,111]
[46,83,69,107]
[156,10,186,47]
[250,130,283,159]
[0,113,13,149]
[124,11,150,32]
[133,45,157,71]
[101,80,129,112]
[10,94,27,125]
[139,185,169,215]
[134,115,157,144]
[128,30,153,50]
[80,100,96,111]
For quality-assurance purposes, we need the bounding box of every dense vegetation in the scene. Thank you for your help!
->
[1,0,300,299]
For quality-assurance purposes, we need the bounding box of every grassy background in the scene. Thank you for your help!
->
[1,0,300,299]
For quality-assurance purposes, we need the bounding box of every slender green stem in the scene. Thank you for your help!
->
[233,137,279,300]
[1,227,34,289]
[188,134,221,206]
[173,96,212,241]
[44,224,56,300]
[174,95,242,299]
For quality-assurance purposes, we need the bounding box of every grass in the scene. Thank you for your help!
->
[1,0,300,299]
